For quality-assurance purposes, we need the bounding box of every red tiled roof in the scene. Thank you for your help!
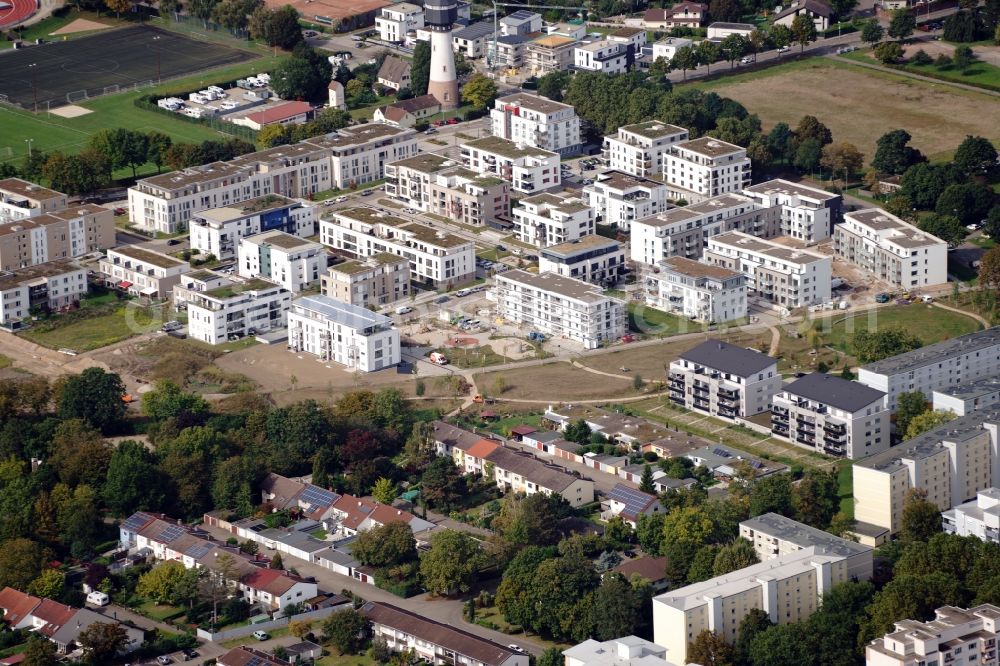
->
[510,425,538,435]
[0,653,26,665]
[0,587,41,625]
[332,493,416,531]
[466,439,500,459]
[245,101,313,126]
[613,556,668,582]
[240,567,300,596]
[31,599,76,637]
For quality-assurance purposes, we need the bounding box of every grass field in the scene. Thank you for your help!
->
[696,58,1000,163]
[812,303,982,352]
[20,303,162,351]
[476,360,643,401]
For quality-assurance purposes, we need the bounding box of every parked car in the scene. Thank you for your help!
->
[181,648,199,661]
[776,45,790,52]
[508,645,526,654]
[156,657,173,665]
[435,295,449,304]
[740,56,754,64]
[252,630,270,641]
[113,207,126,215]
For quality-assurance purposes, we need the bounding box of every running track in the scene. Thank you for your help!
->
[0,0,37,29]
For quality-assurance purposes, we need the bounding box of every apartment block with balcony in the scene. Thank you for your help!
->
[943,488,1000,543]
[834,208,948,290]
[0,178,67,223]
[384,153,510,226]
[0,260,87,327]
[287,294,400,372]
[668,340,780,419]
[320,207,475,287]
[630,194,778,265]
[238,231,325,294]
[375,2,424,42]
[865,605,1000,666]
[493,269,626,349]
[771,373,889,459]
[663,137,751,203]
[512,192,594,247]
[538,235,625,286]
[461,136,560,194]
[933,378,1000,416]
[321,254,410,307]
[189,195,316,261]
[573,39,629,74]
[490,92,581,155]
[184,276,291,345]
[526,34,578,75]
[704,231,832,309]
[99,243,189,299]
[740,513,874,581]
[742,179,842,243]
[0,204,114,271]
[645,256,746,324]
[602,121,689,179]
[582,171,670,232]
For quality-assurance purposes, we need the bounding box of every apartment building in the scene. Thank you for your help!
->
[238,231,325,293]
[564,636,681,666]
[0,178,67,222]
[0,204,114,271]
[573,39,629,74]
[933,378,1000,416]
[651,36,693,62]
[512,192,594,247]
[704,231,832,309]
[852,406,1000,539]
[376,3,424,43]
[653,546,852,664]
[630,194,777,265]
[538,235,625,286]
[645,256,746,324]
[495,34,528,67]
[857,327,1000,410]
[740,513,874,581]
[459,439,595,506]
[607,26,647,53]
[129,125,418,233]
[320,207,475,287]
[582,170,670,232]
[943,487,1000,543]
[385,153,510,226]
[99,244,189,299]
[526,35,578,75]
[184,277,291,345]
[602,121,689,178]
[742,179,841,243]
[866,605,1000,666]
[321,254,410,307]
[668,340,780,418]
[663,137,752,203]
[834,208,948,289]
[0,261,87,327]
[287,294,400,372]
[500,9,542,36]
[461,136,560,194]
[493,269,626,349]
[453,22,498,59]
[189,195,316,261]
[490,92,582,155]
[771,372,889,459]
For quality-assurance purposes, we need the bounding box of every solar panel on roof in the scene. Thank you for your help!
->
[608,484,654,516]
[186,543,211,559]
[159,524,185,542]
[122,513,151,531]
[750,460,765,469]
[244,655,268,666]
[300,485,337,507]
[713,447,732,458]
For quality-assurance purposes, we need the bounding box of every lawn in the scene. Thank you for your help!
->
[0,355,11,369]
[838,462,853,519]
[20,302,163,352]
[315,651,376,666]
[812,303,982,352]
[476,360,642,401]
[135,601,185,622]
[628,302,708,337]
[437,344,509,369]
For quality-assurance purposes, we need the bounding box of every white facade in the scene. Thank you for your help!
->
[582,171,670,232]
[602,121,689,179]
[500,9,542,36]
[512,192,595,247]
[704,231,832,309]
[866,605,1000,666]
[933,378,1000,416]
[287,294,400,372]
[238,231,325,293]
[573,40,629,74]
[99,244,189,299]
[538,235,625,286]
[0,178,67,223]
[189,195,316,261]
[663,137,752,203]
[651,37,693,63]
[493,269,626,349]
[0,204,115,272]
[743,179,841,243]
[461,137,560,194]
[645,256,746,324]
[943,488,1000,543]
[668,339,780,418]
[184,277,291,345]
[0,261,87,326]
[490,93,581,155]
[385,153,511,226]
[376,3,424,42]
[564,637,680,666]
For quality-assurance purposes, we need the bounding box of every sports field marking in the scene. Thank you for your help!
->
[50,105,92,118]
[50,18,113,35]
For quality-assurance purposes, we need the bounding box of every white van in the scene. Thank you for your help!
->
[86,591,110,607]
[395,306,413,315]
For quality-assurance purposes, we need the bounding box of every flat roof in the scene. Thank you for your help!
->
[709,231,827,265]
[844,208,944,249]
[591,170,665,192]
[620,120,688,140]
[112,245,188,269]
[742,513,872,557]
[303,123,413,151]
[678,339,775,376]
[677,136,744,158]
[935,377,1000,402]
[195,195,297,223]
[0,178,64,202]
[463,136,558,160]
[743,178,838,202]
[862,327,1000,377]
[540,234,621,259]
[391,153,454,174]
[497,269,621,304]
[0,260,81,287]
[659,256,742,281]
[635,193,753,228]
[245,230,321,251]
[292,293,394,331]
[708,21,755,29]
[203,277,281,299]
[496,91,572,115]
[520,192,591,214]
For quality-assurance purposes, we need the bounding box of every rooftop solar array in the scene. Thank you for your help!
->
[608,484,655,516]
[158,524,185,543]
[122,512,152,532]
[294,294,393,331]
[244,654,270,666]
[713,447,733,458]
[186,543,211,560]
[300,485,338,508]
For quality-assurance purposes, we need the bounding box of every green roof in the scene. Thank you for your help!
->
[203,278,279,299]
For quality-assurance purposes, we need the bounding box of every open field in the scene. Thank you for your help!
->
[698,58,1000,162]
[476,360,643,402]
[812,303,982,352]
[19,303,164,352]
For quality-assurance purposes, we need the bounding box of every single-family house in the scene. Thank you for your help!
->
[601,483,663,527]
[374,94,442,128]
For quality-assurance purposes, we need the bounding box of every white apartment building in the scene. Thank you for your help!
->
[190,195,316,261]
[461,136,560,194]
[490,93,582,156]
[668,339,780,419]
[740,513,874,581]
[385,153,510,226]
[99,244,189,299]
[493,269,626,349]
[512,192,595,247]
[0,204,115,271]
[654,546,852,664]
[645,256,746,324]
[943,487,1000,543]
[564,637,681,666]
[287,294,400,372]
[866,605,1000,666]
[184,277,291,345]
[574,40,629,74]
[651,36,693,63]
[771,372,890,459]
[602,121,689,179]
[857,327,1000,411]
[933,378,1000,416]
[582,171,670,232]
[0,178,67,223]
[238,231,325,293]
[704,231,832,309]
[630,194,778,265]
[0,261,87,327]
[321,254,410,307]
[129,125,418,234]
[743,179,841,243]
[852,407,1000,539]
[320,207,475,287]
[375,2,424,42]
[663,137,752,203]
[500,9,542,36]
[538,235,625,286]
[834,208,948,289]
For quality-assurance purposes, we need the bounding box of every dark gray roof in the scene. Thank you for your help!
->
[497,34,527,44]
[783,372,885,413]
[774,0,833,20]
[454,21,497,40]
[678,340,775,377]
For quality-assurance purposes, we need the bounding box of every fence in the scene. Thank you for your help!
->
[195,604,350,642]
[134,94,259,142]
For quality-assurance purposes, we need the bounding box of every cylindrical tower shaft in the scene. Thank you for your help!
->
[428,30,459,110]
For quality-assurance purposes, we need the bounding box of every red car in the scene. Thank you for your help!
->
[447,118,459,125]
[621,334,635,343]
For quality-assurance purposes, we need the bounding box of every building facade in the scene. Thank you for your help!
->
[668,339,780,418]
[573,39,629,74]
[490,93,581,156]
[376,3,424,42]
[461,137,560,194]
[184,277,291,345]
[933,378,1000,416]
[0,261,87,327]
[943,488,1000,543]
[189,195,316,262]
[582,171,670,232]
[0,204,114,271]
[385,153,510,226]
[526,35,578,75]
[538,235,625,286]
[238,231,325,293]
[287,294,400,372]
[866,605,1000,666]
[663,137,752,203]
[645,256,746,324]
[511,192,595,247]
[602,121,689,178]
[321,254,410,307]
[0,178,68,223]
[99,244,189,299]
[742,179,841,243]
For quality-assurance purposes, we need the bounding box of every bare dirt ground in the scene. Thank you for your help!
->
[50,104,92,118]
[50,17,112,34]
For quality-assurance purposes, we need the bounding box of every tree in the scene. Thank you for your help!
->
[21,634,58,666]
[901,488,943,542]
[78,622,130,664]
[671,45,698,80]
[639,464,656,493]
[0,538,48,591]
[371,477,396,505]
[271,50,330,101]
[874,40,904,64]
[793,138,823,174]
[720,33,749,68]
[710,0,741,21]
[89,128,148,178]
[888,8,916,40]
[536,70,570,101]
[953,44,976,71]
[895,391,929,439]
[587,573,645,641]
[258,124,293,148]
[461,73,498,111]
[420,529,483,596]
[794,115,833,148]
[696,40,720,73]
[57,367,126,433]
[748,473,794,517]
[791,14,817,52]
[105,0,131,16]
[954,136,998,176]
[352,520,416,568]
[688,630,734,666]
[792,469,839,528]
[137,561,198,605]
[270,552,283,570]
[537,648,563,666]
[919,213,967,247]
[861,18,885,44]
[767,122,795,164]
[420,456,464,510]
[27,569,65,600]
[935,183,995,227]
[734,609,772,666]
[770,24,793,54]
[905,409,956,440]
[146,131,172,174]
[41,150,110,196]
[872,129,924,175]
[564,419,592,444]
[268,4,303,48]
[103,439,162,518]
[820,141,864,184]
[981,246,1000,290]
[57,485,102,557]
[713,539,758,576]
[323,608,368,654]
[411,41,431,96]
[852,327,922,364]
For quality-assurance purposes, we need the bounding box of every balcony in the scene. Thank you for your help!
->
[795,432,816,445]
[823,422,846,435]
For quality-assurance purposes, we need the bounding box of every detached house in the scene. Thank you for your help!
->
[377,56,412,91]
[773,0,833,32]
[601,483,662,527]
[329,493,435,539]
[642,2,706,29]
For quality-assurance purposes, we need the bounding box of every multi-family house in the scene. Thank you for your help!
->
[385,153,510,226]
[189,194,316,262]
[453,22,498,59]
[99,243,189,299]
[500,9,542,36]
[183,276,290,345]
[582,170,670,232]
[0,260,87,327]
[643,2,707,29]
[565,636,680,666]
[538,235,625,286]
[865,605,1000,666]
[933,377,1000,416]
[645,256,746,323]
[602,121,689,178]
[238,231,324,293]
[490,93,582,155]
[287,294,400,372]
[321,254,410,307]
[943,487,1000,543]
[668,339,780,418]
[526,34,578,74]
[573,39,629,74]
[742,179,841,243]
[512,191,594,247]
[0,178,68,223]
[663,137,751,203]
[461,136,560,194]
[0,204,114,270]
[651,37,693,63]
[375,3,424,42]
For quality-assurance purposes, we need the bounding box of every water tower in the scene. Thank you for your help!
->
[424,0,459,110]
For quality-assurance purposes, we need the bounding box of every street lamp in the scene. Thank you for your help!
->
[152,35,162,82]
[24,139,33,158]
[27,63,37,113]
